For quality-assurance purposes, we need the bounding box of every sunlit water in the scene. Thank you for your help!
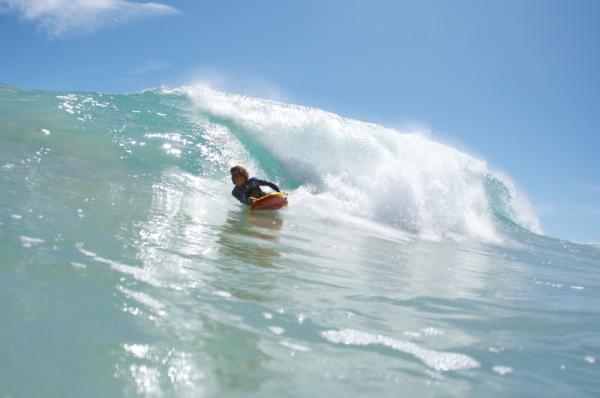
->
[1,84,599,397]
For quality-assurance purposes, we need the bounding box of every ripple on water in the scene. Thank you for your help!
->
[280,341,311,352]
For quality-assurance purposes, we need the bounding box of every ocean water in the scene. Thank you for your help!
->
[0,83,598,397]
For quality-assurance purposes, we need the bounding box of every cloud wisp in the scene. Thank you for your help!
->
[0,0,179,37]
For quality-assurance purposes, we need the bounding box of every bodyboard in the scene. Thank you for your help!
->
[250,192,288,211]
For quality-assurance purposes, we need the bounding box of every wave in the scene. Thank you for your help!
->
[0,83,542,242]
[177,85,541,242]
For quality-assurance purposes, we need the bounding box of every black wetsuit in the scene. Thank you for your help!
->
[232,177,280,205]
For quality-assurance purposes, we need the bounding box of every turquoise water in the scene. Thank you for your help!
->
[1,84,598,397]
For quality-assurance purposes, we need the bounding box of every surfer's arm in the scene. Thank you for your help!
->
[255,179,280,192]
[232,188,248,204]
[232,190,256,205]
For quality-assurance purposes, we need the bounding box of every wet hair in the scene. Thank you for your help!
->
[230,165,249,179]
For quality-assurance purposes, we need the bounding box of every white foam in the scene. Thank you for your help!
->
[262,312,273,319]
[70,261,87,269]
[78,247,162,287]
[492,366,513,375]
[321,329,479,371]
[584,356,596,364]
[118,286,166,316]
[280,341,310,352]
[123,343,152,359]
[128,364,161,396]
[422,327,444,337]
[20,235,44,248]
[180,85,541,242]
[268,326,285,335]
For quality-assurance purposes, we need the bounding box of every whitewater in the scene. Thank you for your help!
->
[0,84,598,397]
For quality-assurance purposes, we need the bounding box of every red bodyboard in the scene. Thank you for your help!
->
[250,192,288,211]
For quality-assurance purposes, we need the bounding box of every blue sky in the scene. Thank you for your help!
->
[1,0,599,241]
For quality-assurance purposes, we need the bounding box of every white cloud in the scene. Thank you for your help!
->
[0,0,178,37]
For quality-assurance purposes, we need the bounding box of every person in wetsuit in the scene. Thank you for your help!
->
[230,165,281,205]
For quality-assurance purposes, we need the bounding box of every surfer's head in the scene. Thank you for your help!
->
[230,165,249,187]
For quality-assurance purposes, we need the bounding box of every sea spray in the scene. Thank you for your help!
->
[181,84,541,241]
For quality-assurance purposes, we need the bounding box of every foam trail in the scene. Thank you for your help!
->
[321,329,480,371]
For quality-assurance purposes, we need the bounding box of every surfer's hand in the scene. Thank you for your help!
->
[248,197,257,204]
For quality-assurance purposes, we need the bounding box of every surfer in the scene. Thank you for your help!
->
[230,165,281,205]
